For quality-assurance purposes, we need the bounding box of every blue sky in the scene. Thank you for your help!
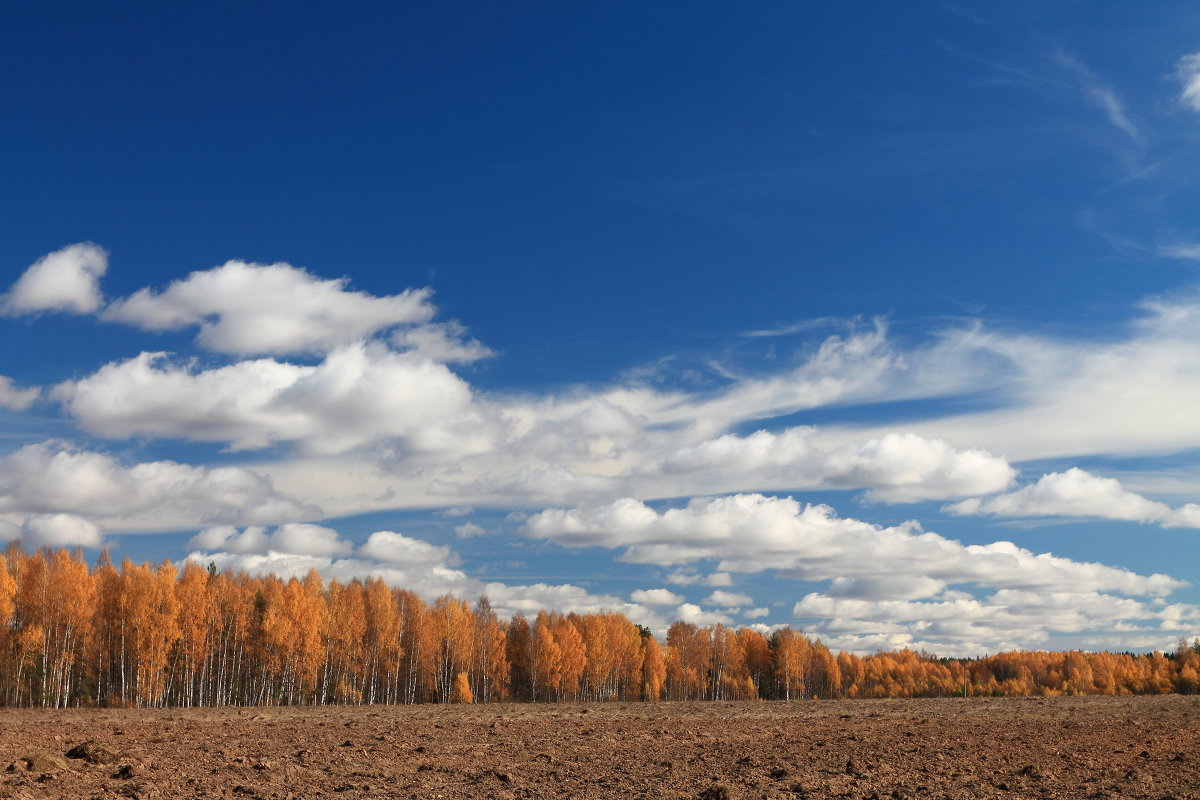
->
[3,1,1200,655]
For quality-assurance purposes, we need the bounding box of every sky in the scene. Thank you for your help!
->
[2,1,1200,656]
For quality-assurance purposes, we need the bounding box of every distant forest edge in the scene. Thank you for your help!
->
[3,546,1199,708]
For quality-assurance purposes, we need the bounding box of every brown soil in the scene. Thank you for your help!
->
[1,696,1196,799]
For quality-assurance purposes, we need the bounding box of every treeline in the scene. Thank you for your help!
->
[1,545,1198,708]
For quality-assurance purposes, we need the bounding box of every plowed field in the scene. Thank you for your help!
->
[2,696,1197,799]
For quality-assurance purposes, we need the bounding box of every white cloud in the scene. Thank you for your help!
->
[453,522,486,538]
[436,506,474,517]
[794,589,1200,658]
[391,321,493,364]
[828,575,946,601]
[523,493,1182,597]
[19,513,103,549]
[946,468,1200,528]
[673,602,733,627]
[629,588,684,606]
[0,376,39,411]
[522,492,1192,653]
[822,291,1200,464]
[3,243,107,315]
[658,321,903,434]
[645,428,1014,503]
[0,441,319,532]
[1158,242,1200,261]
[190,533,669,630]
[665,570,733,587]
[53,342,485,456]
[1051,52,1140,142]
[188,523,352,557]
[702,589,754,607]
[271,523,355,557]
[743,607,770,619]
[1178,53,1200,113]
[358,530,452,566]
[103,260,435,355]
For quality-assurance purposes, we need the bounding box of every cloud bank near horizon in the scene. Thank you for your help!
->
[3,243,1200,655]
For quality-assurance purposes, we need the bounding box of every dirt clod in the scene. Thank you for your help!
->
[8,752,68,773]
[66,741,121,764]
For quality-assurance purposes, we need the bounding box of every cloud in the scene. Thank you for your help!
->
[1158,242,1200,261]
[3,243,107,315]
[523,493,1182,597]
[357,530,452,565]
[188,530,669,631]
[0,441,319,532]
[0,376,39,411]
[945,468,1200,528]
[1047,51,1140,142]
[645,428,1014,503]
[436,506,474,517]
[702,589,753,607]
[1178,53,1200,113]
[453,522,486,538]
[18,513,103,549]
[522,492,1192,653]
[824,290,1200,463]
[665,570,732,587]
[673,602,733,627]
[661,320,903,433]
[827,575,946,601]
[391,321,493,364]
[794,589,1200,658]
[53,342,485,456]
[103,260,435,355]
[188,523,352,557]
[743,607,770,619]
[629,588,684,606]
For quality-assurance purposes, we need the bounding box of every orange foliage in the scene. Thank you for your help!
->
[0,544,1197,706]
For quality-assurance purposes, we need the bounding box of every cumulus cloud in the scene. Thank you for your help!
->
[946,468,1200,528]
[391,321,493,364]
[673,602,733,627]
[794,589,1200,658]
[0,441,319,531]
[665,570,733,587]
[523,493,1182,597]
[1178,53,1200,113]
[743,607,770,619]
[629,588,685,606]
[645,428,1014,503]
[103,260,435,355]
[188,527,669,631]
[53,342,485,456]
[523,492,1192,653]
[188,523,352,557]
[702,589,754,607]
[19,513,103,548]
[0,376,39,411]
[3,243,107,315]
[453,522,486,538]
[357,530,452,565]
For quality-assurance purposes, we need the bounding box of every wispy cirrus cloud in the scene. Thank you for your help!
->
[1177,52,1200,113]
[1052,51,1141,143]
